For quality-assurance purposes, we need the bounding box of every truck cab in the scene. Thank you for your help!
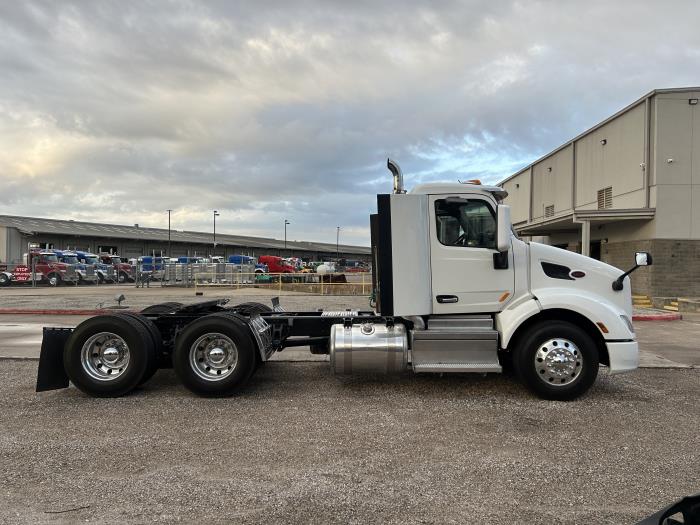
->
[99,253,134,283]
[53,250,97,285]
[25,250,78,286]
[75,251,115,283]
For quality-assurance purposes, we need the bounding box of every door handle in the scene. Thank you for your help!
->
[436,295,458,304]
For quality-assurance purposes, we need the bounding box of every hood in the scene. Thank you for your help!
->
[529,242,632,316]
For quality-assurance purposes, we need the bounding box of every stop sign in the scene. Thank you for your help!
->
[13,265,32,282]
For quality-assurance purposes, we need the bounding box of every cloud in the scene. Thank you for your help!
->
[1,0,700,245]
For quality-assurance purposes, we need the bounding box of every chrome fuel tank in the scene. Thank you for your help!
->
[329,322,408,375]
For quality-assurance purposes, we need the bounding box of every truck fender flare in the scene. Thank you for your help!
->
[496,292,630,351]
[495,297,541,350]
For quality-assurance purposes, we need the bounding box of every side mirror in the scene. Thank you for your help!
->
[613,251,653,291]
[635,252,652,266]
[496,204,511,253]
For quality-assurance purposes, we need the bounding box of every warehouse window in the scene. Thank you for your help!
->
[597,187,613,209]
[544,205,554,218]
[435,199,496,249]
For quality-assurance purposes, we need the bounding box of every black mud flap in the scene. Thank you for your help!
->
[35,328,72,392]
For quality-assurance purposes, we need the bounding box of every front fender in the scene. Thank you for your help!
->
[536,289,634,341]
[496,290,635,349]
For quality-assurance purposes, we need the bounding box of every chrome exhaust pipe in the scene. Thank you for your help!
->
[387,158,406,194]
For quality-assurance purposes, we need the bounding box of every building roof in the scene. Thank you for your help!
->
[499,86,700,186]
[0,214,371,255]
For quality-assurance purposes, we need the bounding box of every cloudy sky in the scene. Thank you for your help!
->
[1,1,699,246]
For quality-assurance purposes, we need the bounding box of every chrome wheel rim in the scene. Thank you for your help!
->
[189,332,238,381]
[535,338,582,386]
[49,276,58,286]
[81,332,130,381]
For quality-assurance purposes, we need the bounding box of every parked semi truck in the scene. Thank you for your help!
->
[75,251,115,283]
[36,160,650,400]
[26,250,78,286]
[54,250,98,285]
[99,253,134,283]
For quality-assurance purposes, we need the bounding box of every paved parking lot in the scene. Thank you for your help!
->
[1,360,698,524]
[1,287,698,523]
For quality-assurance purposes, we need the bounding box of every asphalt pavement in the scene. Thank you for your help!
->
[1,360,698,524]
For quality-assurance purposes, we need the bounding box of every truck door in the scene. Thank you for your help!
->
[429,194,514,314]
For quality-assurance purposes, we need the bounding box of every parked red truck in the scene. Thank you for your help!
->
[99,253,135,283]
[258,255,295,273]
[25,250,78,286]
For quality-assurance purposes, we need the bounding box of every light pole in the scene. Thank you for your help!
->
[213,210,220,255]
[336,226,340,261]
[166,209,172,256]
[284,219,290,254]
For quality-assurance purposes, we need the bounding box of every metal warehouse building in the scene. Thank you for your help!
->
[500,87,700,298]
[0,215,370,264]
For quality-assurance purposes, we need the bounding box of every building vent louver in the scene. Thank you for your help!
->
[597,187,612,209]
[544,205,554,218]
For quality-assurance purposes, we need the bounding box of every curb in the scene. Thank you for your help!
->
[0,309,136,315]
[633,312,682,321]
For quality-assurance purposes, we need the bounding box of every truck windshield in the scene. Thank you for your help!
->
[42,254,59,263]
[111,257,122,263]
[62,256,79,264]
[85,257,99,265]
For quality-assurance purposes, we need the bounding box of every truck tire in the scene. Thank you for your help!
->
[513,320,599,401]
[118,271,129,284]
[141,302,184,315]
[173,313,257,396]
[47,273,61,287]
[63,314,156,397]
[231,302,272,316]
[0,273,10,287]
[109,312,164,384]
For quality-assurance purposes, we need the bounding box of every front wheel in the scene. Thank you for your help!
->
[513,320,599,401]
[0,273,10,287]
[47,273,61,287]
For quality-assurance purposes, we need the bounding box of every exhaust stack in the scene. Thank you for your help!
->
[387,158,406,194]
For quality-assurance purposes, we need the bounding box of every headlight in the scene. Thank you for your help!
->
[620,314,634,334]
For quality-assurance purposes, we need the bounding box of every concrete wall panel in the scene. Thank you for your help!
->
[655,99,693,186]
[576,103,645,209]
[502,170,531,224]
[532,144,573,220]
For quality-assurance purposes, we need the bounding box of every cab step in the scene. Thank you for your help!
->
[411,325,501,373]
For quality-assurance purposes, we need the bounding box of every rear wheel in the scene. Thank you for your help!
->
[118,271,129,284]
[173,313,257,396]
[514,320,599,401]
[63,314,156,397]
[111,312,164,384]
[0,273,10,287]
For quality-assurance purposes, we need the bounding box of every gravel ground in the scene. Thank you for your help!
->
[0,286,370,311]
[1,361,698,524]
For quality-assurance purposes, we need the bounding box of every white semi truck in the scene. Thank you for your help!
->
[36,160,650,400]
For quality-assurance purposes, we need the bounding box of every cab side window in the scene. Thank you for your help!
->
[435,199,496,249]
